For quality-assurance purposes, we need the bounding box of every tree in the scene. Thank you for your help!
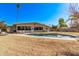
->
[69,3,79,28]
[51,24,58,31]
[58,18,67,27]
[0,21,7,32]
[69,15,78,27]
[52,24,57,29]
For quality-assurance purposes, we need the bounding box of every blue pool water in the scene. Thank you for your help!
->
[28,33,76,39]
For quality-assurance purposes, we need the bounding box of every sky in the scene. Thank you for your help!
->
[0,3,70,26]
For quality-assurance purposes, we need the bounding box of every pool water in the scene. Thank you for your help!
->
[28,34,76,39]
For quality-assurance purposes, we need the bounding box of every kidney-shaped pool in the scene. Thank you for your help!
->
[28,33,78,40]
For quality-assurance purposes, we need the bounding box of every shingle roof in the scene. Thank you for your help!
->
[13,22,51,28]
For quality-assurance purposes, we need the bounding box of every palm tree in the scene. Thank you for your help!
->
[15,3,20,33]
[16,3,20,23]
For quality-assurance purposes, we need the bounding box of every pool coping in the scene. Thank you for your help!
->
[11,33,79,41]
[25,34,78,40]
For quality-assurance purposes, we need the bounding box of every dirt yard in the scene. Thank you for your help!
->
[0,34,79,56]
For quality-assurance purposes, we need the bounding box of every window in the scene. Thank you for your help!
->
[21,26,25,30]
[17,26,25,30]
[25,26,31,30]
[34,27,43,30]
[17,26,21,30]
[17,26,32,30]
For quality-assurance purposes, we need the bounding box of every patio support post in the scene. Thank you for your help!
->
[31,27,34,32]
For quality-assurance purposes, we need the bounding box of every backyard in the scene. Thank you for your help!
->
[0,32,79,56]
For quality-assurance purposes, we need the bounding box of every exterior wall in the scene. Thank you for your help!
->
[7,27,11,32]
[13,23,51,33]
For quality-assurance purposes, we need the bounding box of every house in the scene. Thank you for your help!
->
[12,22,52,33]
